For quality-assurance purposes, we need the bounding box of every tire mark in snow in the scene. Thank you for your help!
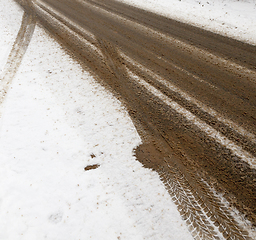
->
[34,0,256,146]
[158,165,253,240]
[121,53,256,147]
[127,70,256,169]
[0,12,36,107]
[25,0,256,237]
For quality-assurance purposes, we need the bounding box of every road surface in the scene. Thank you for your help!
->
[16,0,256,238]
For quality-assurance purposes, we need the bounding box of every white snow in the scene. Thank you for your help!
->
[0,1,193,239]
[118,0,256,45]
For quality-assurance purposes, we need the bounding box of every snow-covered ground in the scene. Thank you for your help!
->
[0,1,193,239]
[0,0,255,239]
[119,0,256,45]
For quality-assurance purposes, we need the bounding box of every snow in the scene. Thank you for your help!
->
[118,0,256,45]
[0,1,193,239]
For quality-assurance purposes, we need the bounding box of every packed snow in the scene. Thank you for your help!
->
[0,0,193,239]
[118,0,256,45]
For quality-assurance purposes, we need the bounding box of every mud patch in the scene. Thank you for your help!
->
[84,164,100,171]
[135,142,254,239]
[135,142,166,170]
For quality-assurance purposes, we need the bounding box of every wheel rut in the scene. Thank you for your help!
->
[0,11,36,108]
[17,0,256,238]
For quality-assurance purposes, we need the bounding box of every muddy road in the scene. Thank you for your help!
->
[17,0,256,238]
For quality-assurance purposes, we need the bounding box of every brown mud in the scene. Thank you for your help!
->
[84,164,100,171]
[15,0,256,238]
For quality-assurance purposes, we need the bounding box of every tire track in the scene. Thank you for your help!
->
[0,12,36,107]
[23,0,256,238]
[95,40,256,239]
[126,68,256,169]
[122,53,256,154]
[82,0,256,72]
[39,0,256,138]
[34,0,256,154]
[158,167,252,240]
[136,140,254,239]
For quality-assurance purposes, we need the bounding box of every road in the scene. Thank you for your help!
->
[18,0,256,238]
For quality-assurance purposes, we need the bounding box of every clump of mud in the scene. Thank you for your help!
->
[84,164,100,171]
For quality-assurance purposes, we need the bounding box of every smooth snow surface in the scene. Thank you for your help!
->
[0,1,193,239]
[119,0,256,45]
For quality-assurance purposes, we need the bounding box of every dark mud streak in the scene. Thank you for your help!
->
[84,164,100,171]
[86,0,256,71]
[124,59,256,157]
[24,0,256,237]
[0,11,36,106]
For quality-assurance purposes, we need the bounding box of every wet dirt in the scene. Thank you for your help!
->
[84,164,100,171]
[15,0,256,238]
